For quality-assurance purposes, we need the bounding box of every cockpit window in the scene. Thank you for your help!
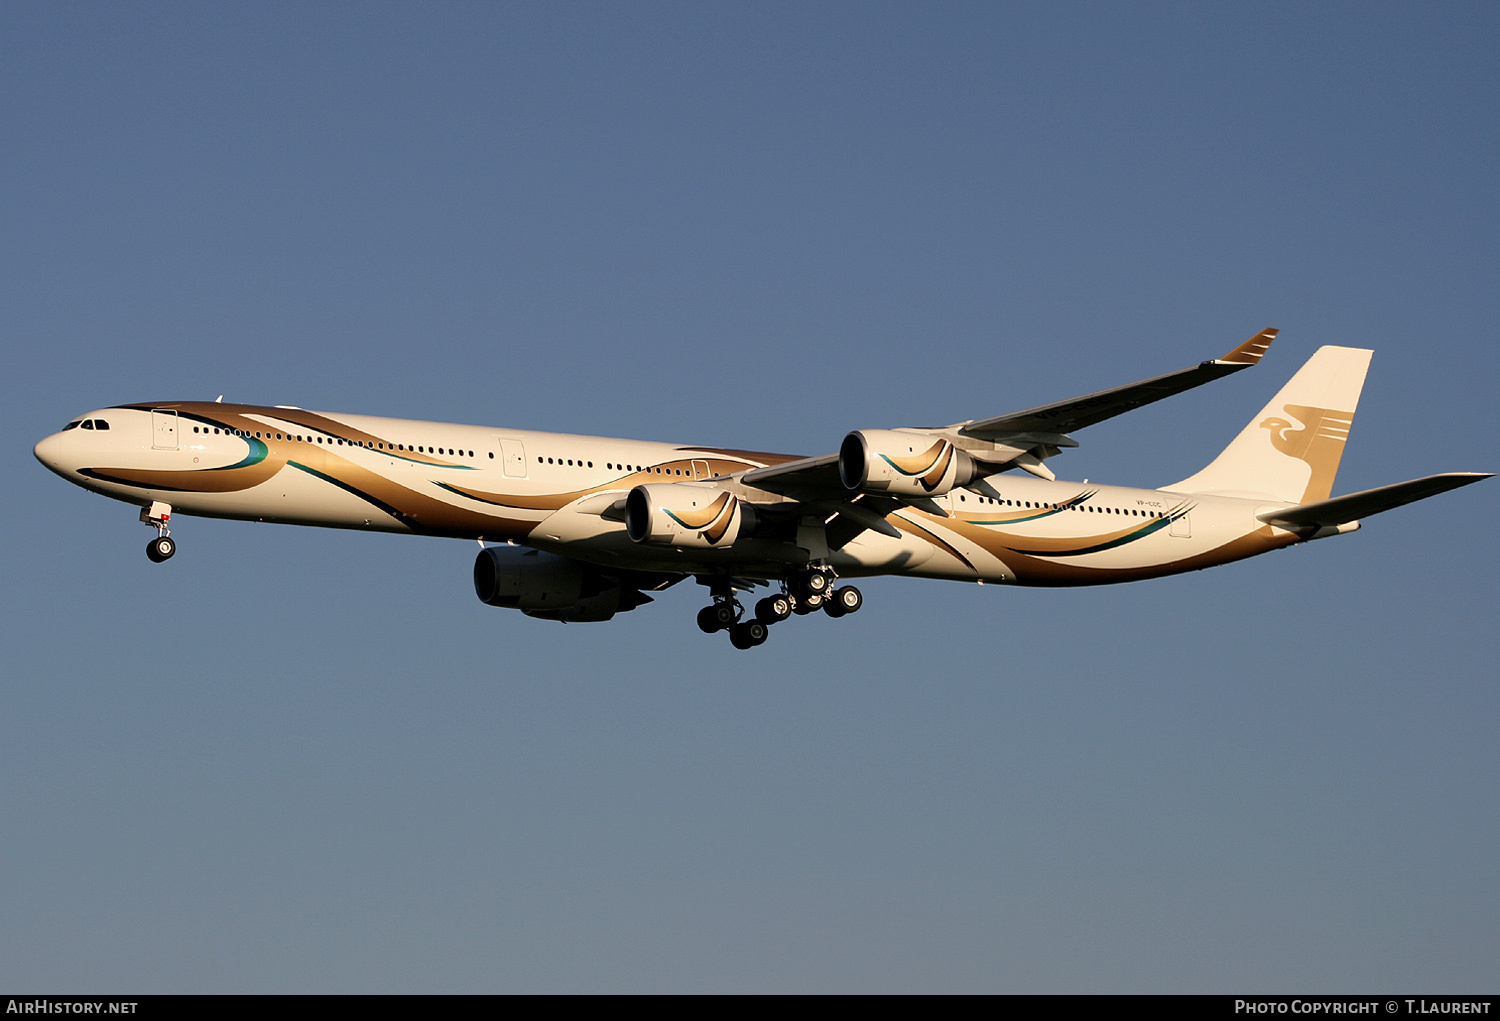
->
[62,420,81,431]
[93,419,110,430]
[81,420,94,430]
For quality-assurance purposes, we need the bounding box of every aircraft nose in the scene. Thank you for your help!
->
[34,432,69,475]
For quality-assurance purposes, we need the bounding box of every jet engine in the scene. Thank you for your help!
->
[624,484,754,548]
[838,430,982,497]
[473,545,646,622]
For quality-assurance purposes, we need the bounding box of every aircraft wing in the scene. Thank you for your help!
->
[739,452,842,499]
[953,328,1277,438]
[1257,472,1492,529]
[741,329,1278,505]
[731,328,1283,550]
[735,455,908,543]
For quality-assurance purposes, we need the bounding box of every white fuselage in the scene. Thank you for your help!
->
[34,401,1305,587]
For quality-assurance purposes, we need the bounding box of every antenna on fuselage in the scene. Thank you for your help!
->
[216,395,223,403]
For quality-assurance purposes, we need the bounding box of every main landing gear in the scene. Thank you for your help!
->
[141,501,175,563]
[696,568,863,650]
[696,580,768,649]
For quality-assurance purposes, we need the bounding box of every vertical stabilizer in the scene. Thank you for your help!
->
[1167,346,1372,503]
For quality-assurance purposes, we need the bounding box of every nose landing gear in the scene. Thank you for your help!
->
[141,502,175,563]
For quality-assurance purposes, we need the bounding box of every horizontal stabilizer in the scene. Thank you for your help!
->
[1257,472,1492,529]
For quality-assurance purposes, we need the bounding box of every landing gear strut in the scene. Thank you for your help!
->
[141,502,175,563]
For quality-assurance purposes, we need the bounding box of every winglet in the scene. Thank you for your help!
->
[1217,328,1278,366]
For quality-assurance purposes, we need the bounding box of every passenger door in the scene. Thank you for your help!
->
[499,438,528,478]
[152,409,179,450]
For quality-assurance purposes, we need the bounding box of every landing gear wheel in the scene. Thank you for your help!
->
[698,602,739,633]
[146,535,176,563]
[825,585,862,617]
[791,593,823,614]
[712,602,737,629]
[756,594,792,623]
[729,620,768,649]
[804,571,831,596]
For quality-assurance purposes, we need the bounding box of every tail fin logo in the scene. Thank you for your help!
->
[1258,403,1353,502]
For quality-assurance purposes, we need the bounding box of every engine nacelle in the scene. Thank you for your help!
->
[625,484,753,548]
[474,546,626,622]
[839,430,980,497]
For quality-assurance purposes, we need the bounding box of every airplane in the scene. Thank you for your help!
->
[33,330,1489,649]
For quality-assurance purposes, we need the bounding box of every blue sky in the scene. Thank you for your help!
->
[3,1,1495,992]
